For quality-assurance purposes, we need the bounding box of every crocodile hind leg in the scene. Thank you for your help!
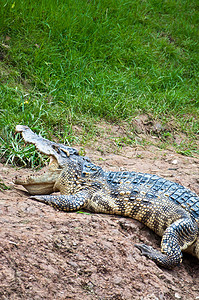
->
[30,191,90,212]
[135,218,198,268]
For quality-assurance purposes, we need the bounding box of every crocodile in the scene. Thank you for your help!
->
[14,125,199,268]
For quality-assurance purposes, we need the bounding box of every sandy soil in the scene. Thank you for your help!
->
[0,144,199,300]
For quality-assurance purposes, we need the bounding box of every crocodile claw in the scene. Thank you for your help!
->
[135,243,155,257]
[30,195,46,202]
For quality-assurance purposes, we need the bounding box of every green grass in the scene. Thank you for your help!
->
[0,0,198,165]
[0,180,10,191]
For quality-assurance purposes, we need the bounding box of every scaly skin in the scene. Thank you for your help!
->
[14,126,199,268]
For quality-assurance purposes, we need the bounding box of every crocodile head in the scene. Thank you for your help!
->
[14,125,88,195]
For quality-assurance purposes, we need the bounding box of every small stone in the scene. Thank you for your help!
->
[174,293,181,299]
[171,159,178,165]
[68,261,78,268]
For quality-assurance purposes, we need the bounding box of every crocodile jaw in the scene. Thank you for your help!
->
[15,168,62,195]
[15,157,62,195]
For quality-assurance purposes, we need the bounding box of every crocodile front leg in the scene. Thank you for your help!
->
[30,190,90,212]
[136,218,198,268]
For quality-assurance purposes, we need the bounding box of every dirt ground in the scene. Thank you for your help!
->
[0,141,199,300]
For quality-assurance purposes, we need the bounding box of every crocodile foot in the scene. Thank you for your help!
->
[135,243,181,269]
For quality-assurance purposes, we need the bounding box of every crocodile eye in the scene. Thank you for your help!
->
[52,145,58,151]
